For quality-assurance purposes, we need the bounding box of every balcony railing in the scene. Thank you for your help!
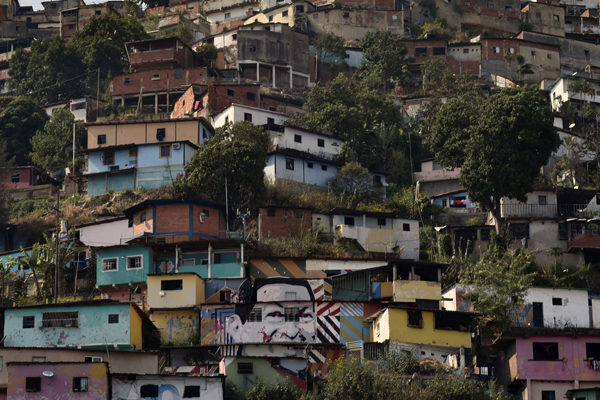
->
[500,204,598,219]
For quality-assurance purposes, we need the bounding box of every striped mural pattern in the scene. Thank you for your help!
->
[340,302,363,317]
[317,302,340,343]
[249,258,327,279]
[309,279,333,301]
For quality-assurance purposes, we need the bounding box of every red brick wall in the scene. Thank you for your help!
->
[403,40,447,63]
[1,167,33,189]
[259,208,312,239]
[205,83,260,115]
[447,58,480,75]
[112,68,208,96]
[170,85,200,118]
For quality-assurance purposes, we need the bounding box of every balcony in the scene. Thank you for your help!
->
[500,203,600,219]
[392,280,441,302]
[500,203,558,218]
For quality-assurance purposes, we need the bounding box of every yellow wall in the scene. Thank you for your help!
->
[372,308,471,349]
[393,280,441,303]
[129,304,143,350]
[150,309,199,345]
[147,273,204,309]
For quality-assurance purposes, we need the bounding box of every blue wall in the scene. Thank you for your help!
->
[96,246,152,287]
[4,303,134,349]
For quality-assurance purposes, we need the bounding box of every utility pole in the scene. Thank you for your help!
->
[54,188,60,304]
[237,209,250,242]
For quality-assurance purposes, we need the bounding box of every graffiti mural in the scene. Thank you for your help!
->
[200,277,374,345]
[112,375,223,400]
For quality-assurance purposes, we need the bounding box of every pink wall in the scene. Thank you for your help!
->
[8,362,109,399]
[515,335,600,382]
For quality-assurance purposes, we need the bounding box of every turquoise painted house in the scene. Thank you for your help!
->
[96,245,153,287]
[3,300,159,350]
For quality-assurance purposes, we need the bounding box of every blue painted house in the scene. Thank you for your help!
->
[431,189,477,210]
[84,118,213,196]
[3,300,159,350]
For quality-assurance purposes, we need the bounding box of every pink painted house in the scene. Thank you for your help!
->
[7,362,109,400]
[493,328,600,400]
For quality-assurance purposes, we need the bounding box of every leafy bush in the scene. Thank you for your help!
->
[246,378,302,400]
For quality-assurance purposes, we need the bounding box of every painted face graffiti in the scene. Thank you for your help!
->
[226,278,317,344]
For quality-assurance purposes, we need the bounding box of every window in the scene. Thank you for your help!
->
[415,47,428,57]
[152,73,160,80]
[373,175,382,186]
[531,50,536,56]
[377,217,386,226]
[11,173,20,183]
[542,391,556,400]
[296,5,304,12]
[282,10,288,16]
[102,151,114,165]
[23,316,34,329]
[538,195,547,205]
[127,256,142,270]
[296,212,304,218]
[532,342,559,361]
[97,134,106,145]
[227,89,234,96]
[547,53,552,59]
[102,258,117,271]
[508,47,515,54]
[140,385,159,397]
[124,77,133,84]
[267,117,275,125]
[403,223,410,231]
[108,314,119,324]
[487,1,494,8]
[294,134,302,143]
[84,356,103,362]
[140,212,146,223]
[407,311,423,328]
[286,158,294,170]
[317,138,325,147]
[321,165,327,171]
[246,92,256,101]
[161,280,183,291]
[244,113,252,122]
[586,342,600,359]
[42,311,78,328]
[505,5,512,11]
[432,47,446,55]
[463,48,469,54]
[156,128,166,141]
[585,50,590,59]
[559,222,568,240]
[553,14,559,22]
[73,377,88,392]
[248,308,262,321]
[552,297,562,306]
[238,362,253,374]
[269,15,273,21]
[213,253,222,264]
[344,216,355,226]
[129,148,137,158]
[174,70,183,79]
[26,377,41,392]
[307,162,313,168]
[95,9,101,14]
[160,145,171,158]
[183,385,201,398]
[224,12,231,19]
[249,44,256,52]
[510,223,529,239]
[267,209,276,217]
[493,47,501,54]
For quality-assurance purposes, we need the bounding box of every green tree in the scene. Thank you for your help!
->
[0,138,14,225]
[31,109,87,175]
[425,85,560,233]
[173,122,269,211]
[330,161,377,208]
[69,14,148,80]
[461,246,536,333]
[294,73,401,170]
[0,97,48,165]
[359,30,411,91]
[246,378,302,400]
[8,39,86,104]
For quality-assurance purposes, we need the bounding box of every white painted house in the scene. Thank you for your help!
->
[211,103,288,128]
[76,217,133,247]
[521,287,591,329]
[312,209,420,260]
[550,76,600,112]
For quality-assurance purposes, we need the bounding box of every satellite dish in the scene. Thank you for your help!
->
[158,260,175,273]
[42,371,54,377]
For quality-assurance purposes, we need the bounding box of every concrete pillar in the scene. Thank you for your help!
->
[208,243,212,279]
[154,94,158,115]
[272,65,276,88]
[256,62,260,82]
[289,67,293,88]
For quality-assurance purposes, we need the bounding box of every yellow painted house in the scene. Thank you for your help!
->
[147,273,205,345]
[370,307,472,350]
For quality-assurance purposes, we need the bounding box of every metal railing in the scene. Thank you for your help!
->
[500,204,598,219]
